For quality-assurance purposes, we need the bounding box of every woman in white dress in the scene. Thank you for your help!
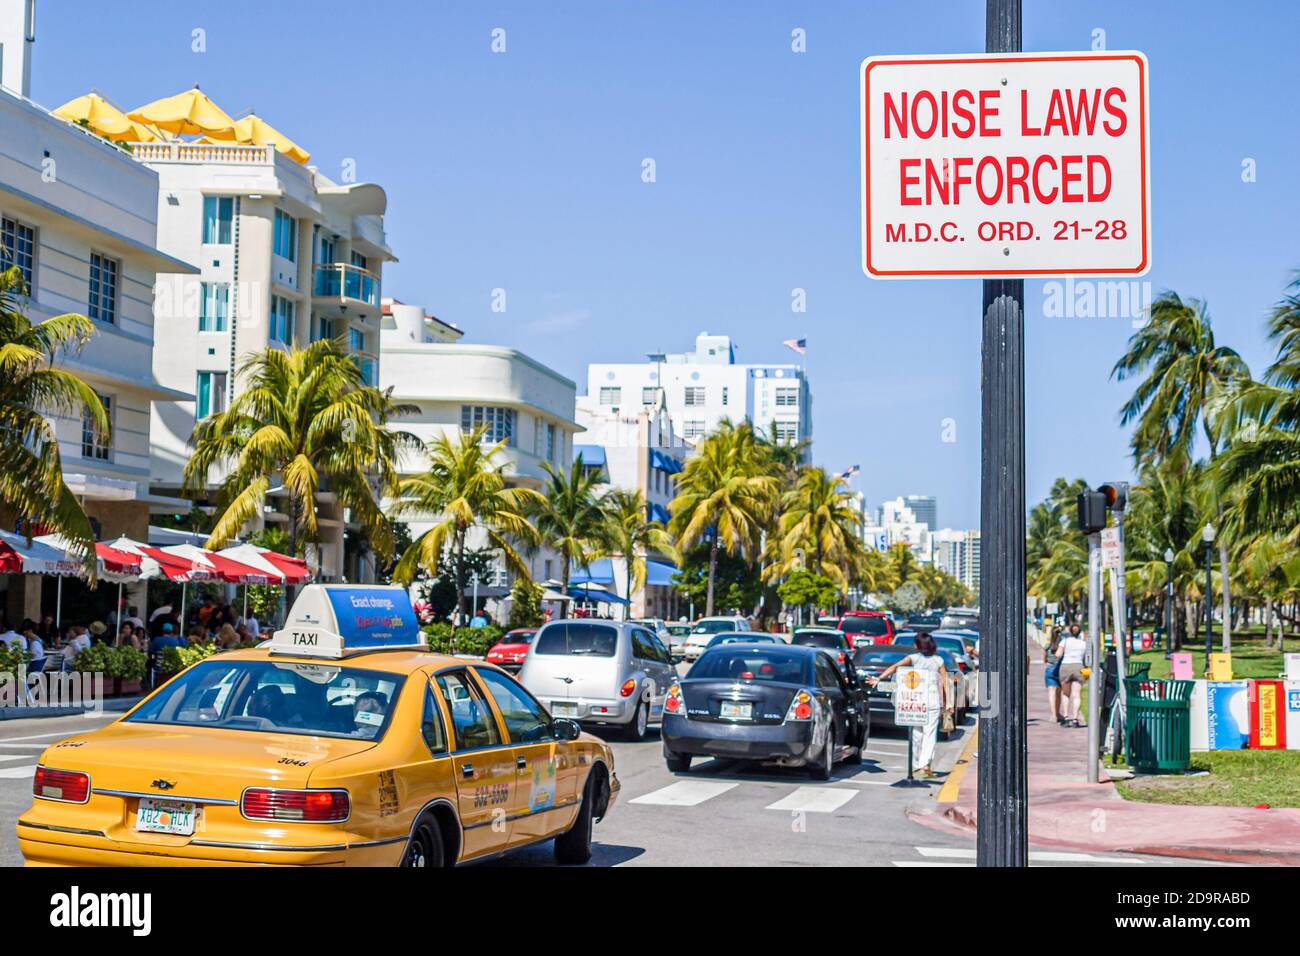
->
[867,633,950,777]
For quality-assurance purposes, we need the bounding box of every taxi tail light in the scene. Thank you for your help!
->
[242,788,350,822]
[33,767,90,803]
[785,690,814,722]
[663,682,684,715]
[619,678,638,698]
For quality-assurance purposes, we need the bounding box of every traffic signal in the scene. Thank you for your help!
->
[1077,490,1107,534]
[1098,481,1129,513]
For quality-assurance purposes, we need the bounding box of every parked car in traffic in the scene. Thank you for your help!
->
[662,643,869,779]
[519,620,677,740]
[904,612,943,634]
[630,618,685,660]
[940,607,980,632]
[485,627,538,671]
[705,632,780,650]
[853,644,966,733]
[790,627,855,676]
[684,616,752,660]
[836,610,895,647]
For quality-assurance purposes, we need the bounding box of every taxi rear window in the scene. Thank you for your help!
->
[127,660,405,741]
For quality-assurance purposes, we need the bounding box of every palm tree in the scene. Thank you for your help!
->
[1112,292,1249,650]
[599,489,676,615]
[528,457,609,617]
[0,268,107,571]
[185,339,419,563]
[757,420,809,483]
[391,427,543,622]
[770,466,866,590]
[669,421,778,615]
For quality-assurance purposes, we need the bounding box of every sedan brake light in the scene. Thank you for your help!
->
[33,767,90,803]
[785,689,815,722]
[619,678,638,698]
[242,788,350,823]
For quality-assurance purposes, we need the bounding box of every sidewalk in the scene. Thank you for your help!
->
[909,633,1300,865]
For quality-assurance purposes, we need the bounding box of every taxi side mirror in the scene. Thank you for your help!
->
[551,718,581,741]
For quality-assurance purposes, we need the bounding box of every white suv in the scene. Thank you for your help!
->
[683,616,752,661]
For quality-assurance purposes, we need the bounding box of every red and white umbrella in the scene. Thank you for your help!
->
[160,544,276,585]
[0,530,83,576]
[221,544,311,585]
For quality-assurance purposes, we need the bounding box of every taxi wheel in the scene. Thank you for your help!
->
[554,776,595,865]
[403,818,444,868]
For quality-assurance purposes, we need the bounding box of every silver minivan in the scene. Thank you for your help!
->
[518,619,677,741]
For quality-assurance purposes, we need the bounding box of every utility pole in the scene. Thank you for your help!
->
[977,0,1028,869]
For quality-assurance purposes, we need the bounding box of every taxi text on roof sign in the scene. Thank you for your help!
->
[268,584,426,659]
[860,51,1150,279]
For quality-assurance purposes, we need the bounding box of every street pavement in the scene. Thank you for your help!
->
[0,692,1198,868]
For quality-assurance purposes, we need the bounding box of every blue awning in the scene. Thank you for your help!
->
[568,585,631,605]
[574,445,606,467]
[650,449,683,474]
[647,502,672,524]
[569,558,614,585]
[645,559,678,587]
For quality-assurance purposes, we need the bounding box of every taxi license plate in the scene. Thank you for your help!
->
[719,701,752,720]
[552,701,579,717]
[136,798,197,836]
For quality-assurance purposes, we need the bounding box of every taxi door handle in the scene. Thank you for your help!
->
[516,756,528,770]
[461,763,474,779]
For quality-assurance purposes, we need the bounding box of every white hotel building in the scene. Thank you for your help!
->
[585,332,812,454]
[139,141,395,580]
[0,17,196,619]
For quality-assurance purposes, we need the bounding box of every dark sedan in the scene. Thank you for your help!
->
[854,644,960,734]
[790,628,855,676]
[662,644,868,780]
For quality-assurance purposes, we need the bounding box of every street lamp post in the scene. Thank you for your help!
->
[1163,547,1175,658]
[1202,524,1215,672]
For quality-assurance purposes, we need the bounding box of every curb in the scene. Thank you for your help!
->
[0,696,141,721]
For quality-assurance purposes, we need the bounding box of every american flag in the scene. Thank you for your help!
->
[839,464,860,479]
[782,337,807,355]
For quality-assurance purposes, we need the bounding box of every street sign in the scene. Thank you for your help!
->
[893,666,937,727]
[1100,526,1121,569]
[861,51,1150,278]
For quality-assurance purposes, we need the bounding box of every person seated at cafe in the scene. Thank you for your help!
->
[132,625,147,650]
[187,625,209,646]
[116,622,136,648]
[22,621,45,672]
[61,625,92,664]
[216,623,240,649]
[149,623,184,653]
[88,621,109,644]
[0,616,24,651]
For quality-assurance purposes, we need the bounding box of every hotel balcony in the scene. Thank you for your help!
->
[313,262,381,315]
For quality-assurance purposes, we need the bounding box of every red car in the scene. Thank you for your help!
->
[836,611,895,647]
[485,628,538,671]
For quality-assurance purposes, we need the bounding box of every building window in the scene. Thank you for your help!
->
[202,197,233,244]
[88,253,118,325]
[314,314,334,341]
[721,386,729,406]
[775,387,799,407]
[348,327,365,353]
[461,405,516,446]
[273,209,298,262]
[351,251,368,271]
[317,234,335,265]
[683,420,705,438]
[270,295,295,345]
[684,387,706,406]
[1,216,36,288]
[774,420,798,443]
[641,387,658,405]
[599,386,621,405]
[196,371,228,419]
[547,423,557,461]
[81,394,111,460]
[198,282,229,332]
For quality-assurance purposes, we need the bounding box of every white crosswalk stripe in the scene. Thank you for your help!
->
[895,846,1152,867]
[629,780,738,806]
[0,765,37,779]
[0,754,34,764]
[765,787,858,813]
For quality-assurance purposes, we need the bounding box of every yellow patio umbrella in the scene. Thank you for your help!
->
[128,85,239,140]
[53,92,170,144]
[232,113,311,164]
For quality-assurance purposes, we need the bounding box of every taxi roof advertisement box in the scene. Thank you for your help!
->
[270,584,424,659]
[861,51,1151,279]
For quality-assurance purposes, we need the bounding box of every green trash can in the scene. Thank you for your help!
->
[1123,678,1193,773]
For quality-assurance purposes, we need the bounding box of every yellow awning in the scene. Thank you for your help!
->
[128,86,239,139]
[53,92,171,144]
[233,113,311,164]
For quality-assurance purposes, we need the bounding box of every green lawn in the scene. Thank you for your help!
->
[1115,628,1289,681]
[1116,750,1300,809]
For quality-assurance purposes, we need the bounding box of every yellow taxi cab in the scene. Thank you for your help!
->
[17,585,619,867]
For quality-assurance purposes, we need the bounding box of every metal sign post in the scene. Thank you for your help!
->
[1086,532,1102,783]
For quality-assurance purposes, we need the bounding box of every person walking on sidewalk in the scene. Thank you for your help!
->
[1055,623,1089,727]
[868,633,950,777]
[1044,626,1067,725]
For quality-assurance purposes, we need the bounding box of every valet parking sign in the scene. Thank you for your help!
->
[861,51,1150,278]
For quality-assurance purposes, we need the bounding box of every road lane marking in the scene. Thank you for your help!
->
[916,846,1147,864]
[0,743,54,749]
[893,861,973,867]
[0,731,78,743]
[0,765,37,779]
[765,787,857,813]
[0,754,34,764]
[840,778,897,786]
[935,724,978,804]
[863,747,908,756]
[629,781,738,807]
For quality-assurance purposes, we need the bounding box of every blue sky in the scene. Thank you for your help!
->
[36,1,1300,529]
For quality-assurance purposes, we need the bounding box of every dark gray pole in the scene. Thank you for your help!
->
[1204,542,1213,669]
[977,0,1028,869]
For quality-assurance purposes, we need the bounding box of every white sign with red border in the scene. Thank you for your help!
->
[861,51,1150,279]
